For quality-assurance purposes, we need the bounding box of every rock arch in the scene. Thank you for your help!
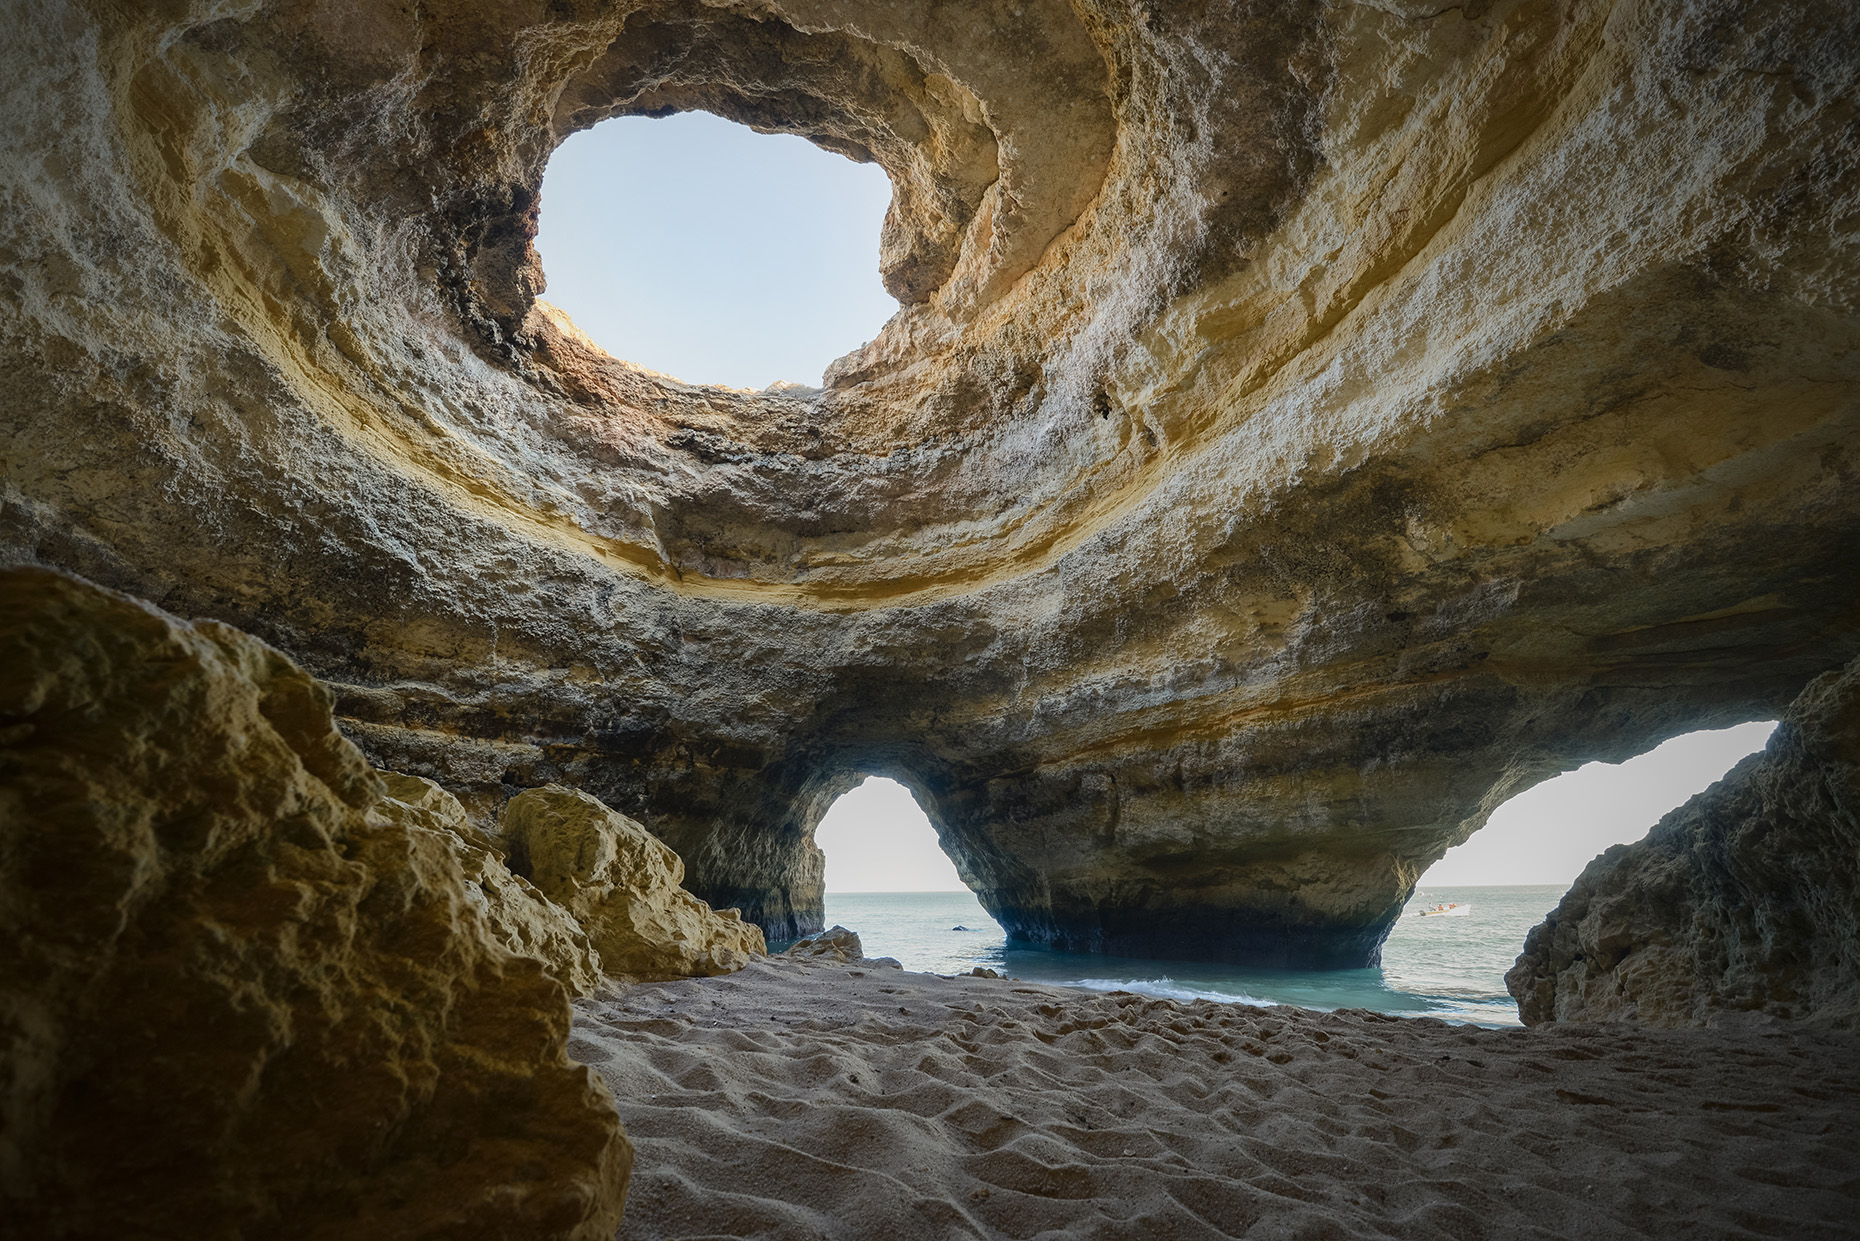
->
[4,0,1857,968]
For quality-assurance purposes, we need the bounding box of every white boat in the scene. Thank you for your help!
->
[1414,901,1472,918]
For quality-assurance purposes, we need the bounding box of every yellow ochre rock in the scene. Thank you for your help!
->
[0,567,631,1240]
[785,925,867,963]
[377,771,607,998]
[501,784,768,979]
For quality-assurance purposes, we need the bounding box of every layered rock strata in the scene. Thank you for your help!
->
[0,567,631,1239]
[502,783,767,979]
[3,0,1857,965]
[1508,656,1860,1028]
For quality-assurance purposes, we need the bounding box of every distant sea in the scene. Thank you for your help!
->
[818,885,1568,1027]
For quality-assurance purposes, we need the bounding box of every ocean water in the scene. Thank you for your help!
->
[820,885,1568,1027]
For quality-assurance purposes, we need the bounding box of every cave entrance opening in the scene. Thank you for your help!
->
[1418,720,1780,888]
[814,777,966,894]
[928,721,1786,1022]
[534,111,898,390]
[809,776,1005,971]
[1366,720,1782,1020]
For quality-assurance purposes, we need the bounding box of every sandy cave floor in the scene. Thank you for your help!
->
[568,958,1859,1241]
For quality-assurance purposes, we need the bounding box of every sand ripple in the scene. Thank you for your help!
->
[570,958,1858,1239]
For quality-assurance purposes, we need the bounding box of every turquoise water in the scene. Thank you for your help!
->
[822,885,1567,1027]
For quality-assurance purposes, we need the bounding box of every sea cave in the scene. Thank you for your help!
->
[2,0,1856,1236]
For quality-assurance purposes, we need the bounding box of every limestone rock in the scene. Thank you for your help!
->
[1507,658,1860,1028]
[2,0,1857,969]
[378,769,501,850]
[500,785,767,979]
[377,772,606,998]
[785,925,866,963]
[0,567,630,1239]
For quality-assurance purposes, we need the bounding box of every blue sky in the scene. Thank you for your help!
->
[535,112,898,389]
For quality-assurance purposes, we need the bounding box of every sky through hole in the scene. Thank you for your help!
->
[534,112,897,390]
[1420,720,1776,884]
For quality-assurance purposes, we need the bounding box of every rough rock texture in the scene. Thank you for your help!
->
[783,925,904,969]
[1508,657,1860,1028]
[0,567,631,1239]
[3,0,1858,965]
[784,924,865,961]
[502,784,767,979]
[378,771,606,997]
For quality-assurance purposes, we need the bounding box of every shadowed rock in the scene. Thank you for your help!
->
[0,567,631,1239]
[1508,657,1860,1027]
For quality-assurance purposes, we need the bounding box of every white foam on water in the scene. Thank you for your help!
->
[825,885,1567,1027]
[1061,977,1280,1008]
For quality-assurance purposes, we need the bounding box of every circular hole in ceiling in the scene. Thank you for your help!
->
[534,111,899,391]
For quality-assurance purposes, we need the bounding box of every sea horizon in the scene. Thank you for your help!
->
[812,884,1567,1026]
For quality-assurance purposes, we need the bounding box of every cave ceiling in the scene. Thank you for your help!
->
[2,0,1856,962]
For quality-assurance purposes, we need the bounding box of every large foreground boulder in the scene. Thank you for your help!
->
[501,785,767,979]
[1507,658,1860,1028]
[0,567,630,1239]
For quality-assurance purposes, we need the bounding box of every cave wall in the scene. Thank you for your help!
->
[2,0,1856,962]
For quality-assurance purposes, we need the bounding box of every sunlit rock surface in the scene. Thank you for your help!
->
[0,567,630,1240]
[2,0,1856,965]
[379,771,608,997]
[502,784,767,979]
[1508,657,1860,1028]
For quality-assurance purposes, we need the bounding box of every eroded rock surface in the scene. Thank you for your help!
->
[1508,657,1860,1028]
[502,784,767,979]
[0,567,631,1239]
[378,771,607,998]
[785,924,866,962]
[2,0,1857,965]
[784,925,904,970]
